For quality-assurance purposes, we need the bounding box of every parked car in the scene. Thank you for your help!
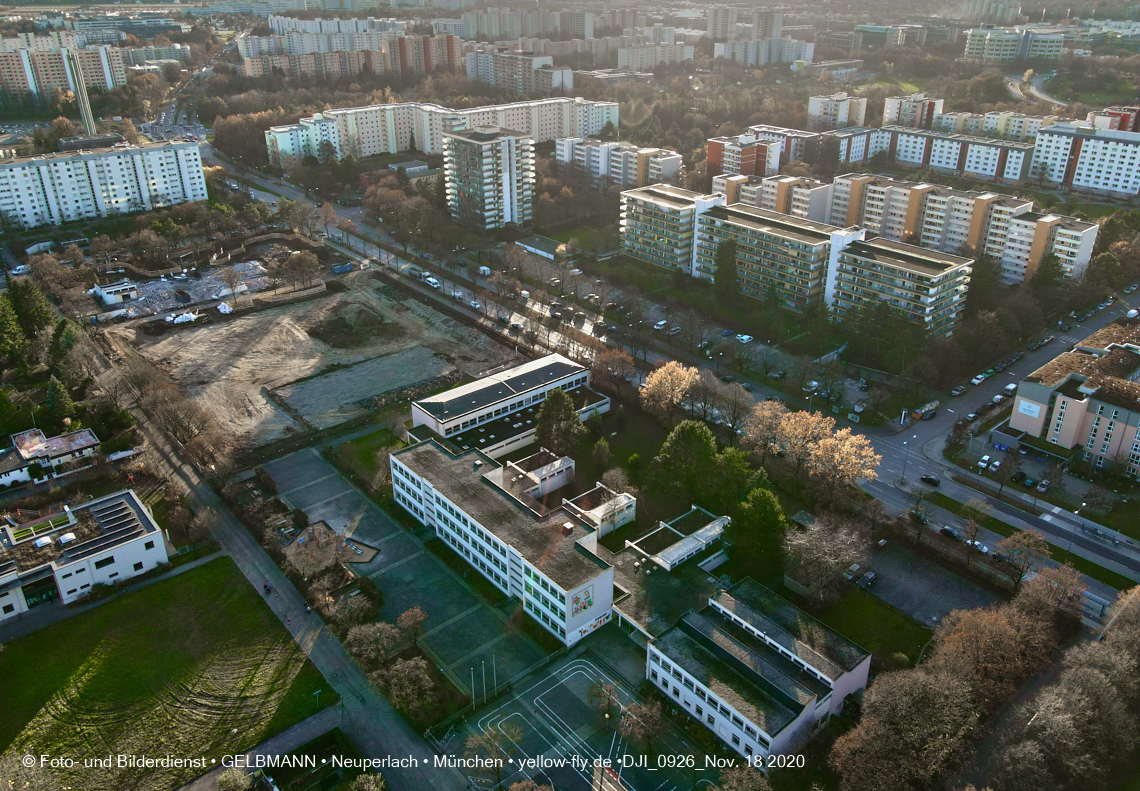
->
[992,394,1005,404]
[950,385,966,397]
[978,454,992,469]
[920,474,941,486]
[989,460,1002,472]
[921,409,938,420]
[966,412,978,421]
[803,380,819,392]
[769,370,786,380]
[1011,470,1026,483]
[941,526,965,541]
[1022,476,1037,488]
[971,374,986,385]
[966,540,990,555]
[653,320,668,331]
[721,329,734,337]
[843,563,862,581]
[910,509,929,525]
[735,334,753,344]
[856,571,877,589]
[1037,479,1051,492]
[469,299,482,309]
[668,326,682,336]
[740,382,753,392]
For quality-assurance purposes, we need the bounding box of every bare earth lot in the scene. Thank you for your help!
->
[108,272,518,448]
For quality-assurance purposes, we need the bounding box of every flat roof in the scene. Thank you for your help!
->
[844,238,973,276]
[11,428,100,461]
[0,140,195,168]
[414,354,585,423]
[1026,347,1140,387]
[622,184,718,208]
[516,235,564,257]
[881,124,1037,149]
[704,203,837,244]
[444,126,529,143]
[393,440,609,590]
[717,579,871,676]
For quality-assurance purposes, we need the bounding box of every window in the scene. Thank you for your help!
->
[2,604,13,614]
[731,734,740,746]
[133,562,144,571]
[707,714,715,726]
[144,541,154,550]
[94,556,115,570]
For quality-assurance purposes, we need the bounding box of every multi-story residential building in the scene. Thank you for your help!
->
[0,31,84,51]
[0,428,99,486]
[647,580,870,763]
[852,24,905,49]
[617,43,694,70]
[431,18,466,37]
[465,49,572,95]
[933,110,1063,141]
[823,127,891,165]
[828,173,1096,284]
[267,15,406,35]
[0,490,170,621]
[391,442,616,646]
[0,141,208,229]
[265,97,619,164]
[961,0,1024,23]
[883,126,1035,181]
[555,138,681,188]
[1085,106,1140,133]
[963,26,1065,61]
[706,135,782,178]
[747,125,820,163]
[1030,123,1140,196]
[620,184,726,273]
[443,126,534,231]
[807,92,867,130]
[557,11,593,40]
[882,93,944,129]
[713,38,813,67]
[706,6,738,40]
[1008,318,1140,476]
[123,44,190,65]
[712,173,833,223]
[236,34,286,58]
[0,45,125,97]
[752,10,784,40]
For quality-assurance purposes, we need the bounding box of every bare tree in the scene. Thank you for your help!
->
[397,606,428,645]
[754,345,782,378]
[188,506,221,546]
[587,680,621,727]
[995,530,1052,593]
[639,361,699,424]
[619,699,665,756]
[784,515,869,607]
[717,381,754,441]
[465,723,523,791]
[220,265,242,304]
[373,656,435,719]
[678,310,707,351]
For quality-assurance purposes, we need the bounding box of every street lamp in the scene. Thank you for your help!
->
[1069,501,1087,552]
[900,433,918,484]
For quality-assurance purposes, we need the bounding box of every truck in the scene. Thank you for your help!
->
[910,400,940,420]
[330,262,354,275]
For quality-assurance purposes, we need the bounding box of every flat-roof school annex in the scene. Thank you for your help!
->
[415,354,585,423]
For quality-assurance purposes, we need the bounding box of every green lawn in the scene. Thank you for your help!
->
[0,557,336,791]
[1045,73,1137,106]
[813,588,932,667]
[338,427,400,477]
[551,227,609,252]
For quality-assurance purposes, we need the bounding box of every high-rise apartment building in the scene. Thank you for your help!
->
[1030,123,1140,196]
[465,49,572,95]
[751,10,783,40]
[706,6,738,40]
[620,185,726,273]
[0,141,208,228]
[882,93,945,129]
[265,97,619,163]
[443,126,534,231]
[268,15,407,35]
[712,174,833,223]
[713,38,813,67]
[243,35,463,78]
[807,92,867,130]
[963,26,1064,61]
[557,11,593,40]
[617,43,694,70]
[0,45,125,97]
[706,135,782,177]
[555,138,681,188]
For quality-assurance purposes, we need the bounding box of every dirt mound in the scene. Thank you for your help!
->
[306,301,402,348]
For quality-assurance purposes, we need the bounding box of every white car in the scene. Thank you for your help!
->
[992,394,1005,404]
[967,539,990,554]
[653,320,668,331]
[971,374,986,385]
[978,454,991,469]
[424,276,440,289]
[469,299,482,310]
[803,380,819,393]
[735,334,754,344]
[989,460,1002,472]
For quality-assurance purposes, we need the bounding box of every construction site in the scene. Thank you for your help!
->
[104,270,522,450]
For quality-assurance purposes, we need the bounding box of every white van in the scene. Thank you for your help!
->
[1003,383,1018,395]
[10,265,30,276]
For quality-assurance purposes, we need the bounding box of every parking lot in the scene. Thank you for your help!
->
[262,449,549,695]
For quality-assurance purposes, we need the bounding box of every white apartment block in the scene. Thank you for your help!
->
[647,580,870,763]
[934,110,1064,141]
[268,15,407,35]
[617,43,694,70]
[747,125,821,163]
[554,138,681,189]
[882,93,944,129]
[1009,318,1140,476]
[706,6,738,40]
[465,49,572,95]
[444,126,534,231]
[712,174,832,223]
[713,38,813,67]
[707,135,782,178]
[825,127,891,164]
[620,184,726,274]
[963,26,1064,61]
[236,34,286,57]
[265,97,618,164]
[0,31,84,51]
[883,126,1035,181]
[432,18,466,37]
[0,141,207,229]
[807,92,867,130]
[829,173,1096,284]
[0,45,125,97]
[0,490,169,621]
[391,443,615,646]
[1030,123,1140,197]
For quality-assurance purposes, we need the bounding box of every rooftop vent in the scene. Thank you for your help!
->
[473,460,483,470]
[59,532,77,544]
[34,536,52,548]
[562,522,574,536]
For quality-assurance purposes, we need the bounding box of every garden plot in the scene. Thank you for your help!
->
[109,272,519,448]
[275,347,452,429]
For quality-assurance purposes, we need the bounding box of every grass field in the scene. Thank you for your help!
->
[0,557,336,791]
[813,588,932,666]
[1044,73,1136,106]
[337,427,400,477]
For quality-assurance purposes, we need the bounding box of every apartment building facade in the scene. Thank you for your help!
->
[268,15,406,34]
[617,43,694,70]
[807,92,867,130]
[265,97,619,163]
[1008,318,1140,477]
[707,135,781,178]
[882,93,944,129]
[963,26,1064,61]
[554,138,681,188]
[712,174,832,223]
[1030,124,1140,197]
[647,581,870,762]
[391,442,615,646]
[0,141,207,228]
[465,49,572,95]
[713,38,813,67]
[0,45,125,97]
[747,125,820,163]
[443,126,534,231]
[620,184,726,273]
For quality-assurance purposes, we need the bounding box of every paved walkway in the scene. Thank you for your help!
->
[177,707,345,791]
[0,550,223,643]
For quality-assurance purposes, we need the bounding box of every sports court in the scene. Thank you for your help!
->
[442,650,720,791]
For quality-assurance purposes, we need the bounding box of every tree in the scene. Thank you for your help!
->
[0,293,27,363]
[713,765,772,791]
[587,680,621,726]
[215,767,252,791]
[349,774,387,791]
[592,437,612,472]
[592,348,636,394]
[996,449,1021,497]
[732,487,786,578]
[375,656,435,718]
[397,605,428,644]
[652,420,718,504]
[830,669,976,791]
[996,530,1051,593]
[465,722,523,790]
[714,238,738,301]
[220,265,242,303]
[640,361,699,424]
[534,388,584,456]
[1015,562,1086,625]
[46,375,76,423]
[619,699,665,755]
[373,621,403,656]
[318,201,338,234]
[807,427,881,503]
[345,622,386,662]
[784,515,868,607]
[188,506,220,545]
[283,250,319,290]
[742,399,789,463]
[717,381,754,441]
[9,279,54,341]
[777,410,837,475]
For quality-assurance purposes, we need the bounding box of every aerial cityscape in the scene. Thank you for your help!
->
[1,0,1140,789]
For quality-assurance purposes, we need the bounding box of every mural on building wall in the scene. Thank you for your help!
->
[572,585,593,616]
